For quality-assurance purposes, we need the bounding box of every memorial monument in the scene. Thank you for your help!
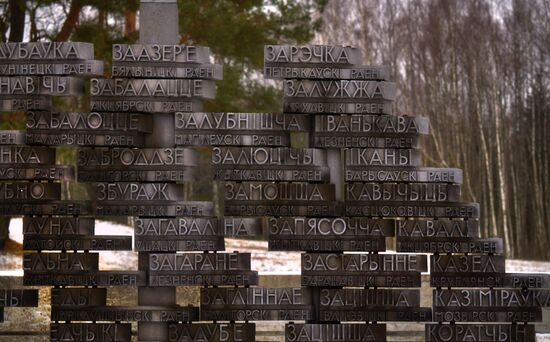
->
[0,0,548,341]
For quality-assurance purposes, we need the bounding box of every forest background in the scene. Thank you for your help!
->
[1,0,548,260]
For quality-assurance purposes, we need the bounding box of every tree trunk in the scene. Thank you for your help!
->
[55,0,83,42]
[8,0,26,42]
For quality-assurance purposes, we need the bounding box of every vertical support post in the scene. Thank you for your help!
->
[138,1,179,341]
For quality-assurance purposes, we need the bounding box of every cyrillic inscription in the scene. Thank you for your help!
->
[345,148,420,166]
[175,112,309,131]
[314,134,419,148]
[23,271,146,286]
[285,323,386,342]
[91,98,202,113]
[283,101,393,115]
[213,167,329,182]
[225,182,334,202]
[265,65,389,80]
[319,307,432,322]
[285,80,396,101]
[225,202,341,217]
[345,202,480,218]
[91,79,215,98]
[0,42,94,60]
[51,288,107,307]
[148,253,251,271]
[96,183,185,201]
[0,95,51,111]
[23,253,99,271]
[50,323,132,342]
[0,289,38,307]
[431,255,505,273]
[0,130,25,145]
[0,76,83,95]
[434,290,550,307]
[0,146,55,164]
[23,236,133,251]
[0,60,103,76]
[200,288,313,321]
[26,112,152,132]
[23,217,94,236]
[425,324,535,342]
[315,115,429,134]
[0,165,74,181]
[431,273,550,288]
[212,147,326,166]
[112,63,222,79]
[264,45,361,65]
[302,253,427,272]
[112,44,210,63]
[345,183,461,202]
[0,182,60,201]
[345,167,463,183]
[95,201,212,217]
[78,148,195,168]
[168,323,255,342]
[0,200,91,216]
[51,306,199,322]
[397,237,503,253]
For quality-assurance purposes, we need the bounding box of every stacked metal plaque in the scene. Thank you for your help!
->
[0,41,101,333]
[264,45,433,340]
[85,37,229,340]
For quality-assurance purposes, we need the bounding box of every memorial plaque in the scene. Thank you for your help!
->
[285,323,386,342]
[214,167,329,182]
[0,182,61,201]
[51,288,107,307]
[95,201,212,217]
[431,255,506,273]
[0,95,51,111]
[213,147,326,166]
[396,219,479,238]
[0,76,84,95]
[314,133,420,148]
[23,235,133,251]
[345,167,464,183]
[90,79,216,99]
[91,97,203,113]
[425,324,536,342]
[112,63,223,80]
[320,289,420,307]
[96,183,185,201]
[264,45,361,66]
[168,323,255,342]
[0,289,38,307]
[222,217,263,236]
[78,148,196,168]
[434,289,550,308]
[345,202,480,218]
[147,252,258,286]
[431,273,550,288]
[225,182,335,202]
[283,101,393,115]
[23,253,99,271]
[200,288,313,321]
[0,200,91,216]
[315,114,429,134]
[319,307,432,322]
[345,183,461,202]
[26,112,153,133]
[26,131,146,147]
[51,306,199,322]
[112,44,211,63]
[136,217,259,236]
[175,112,307,146]
[175,112,309,132]
[0,42,95,60]
[433,308,542,322]
[0,165,74,181]
[397,236,503,253]
[0,60,103,76]
[135,237,224,252]
[345,148,421,166]
[51,323,132,342]
[268,217,393,252]
[302,253,427,272]
[23,271,146,286]
[23,217,95,236]
[265,65,390,80]
[0,130,25,145]
[225,202,342,217]
[284,80,396,101]
[0,146,56,164]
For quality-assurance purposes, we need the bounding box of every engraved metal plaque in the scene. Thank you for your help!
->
[425,324,535,342]
[0,165,74,181]
[285,323,386,342]
[51,288,107,307]
[320,289,420,307]
[345,202,480,218]
[265,65,390,80]
[284,80,396,101]
[319,307,432,322]
[0,146,56,164]
[26,112,153,132]
[23,236,133,251]
[112,44,211,63]
[23,217,95,235]
[268,217,393,252]
[264,45,361,66]
[91,97,203,113]
[51,306,199,322]
[396,219,479,237]
[315,114,429,134]
[200,288,313,321]
[225,202,342,217]
[0,42,95,60]
[23,271,146,286]
[0,95,51,111]
[0,130,25,145]
[397,236,503,253]
[95,201,212,217]
[23,253,99,271]
[90,79,215,98]
[50,323,132,342]
[345,167,463,183]
[225,182,335,202]
[0,60,103,76]
[431,255,506,273]
[0,289,39,307]
[112,63,223,80]
[283,101,393,114]
[345,148,421,166]
[345,183,461,202]
[0,76,84,95]
[168,323,255,342]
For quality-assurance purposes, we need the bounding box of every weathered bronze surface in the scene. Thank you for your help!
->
[425,324,535,342]
[50,323,132,342]
[285,323,386,342]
